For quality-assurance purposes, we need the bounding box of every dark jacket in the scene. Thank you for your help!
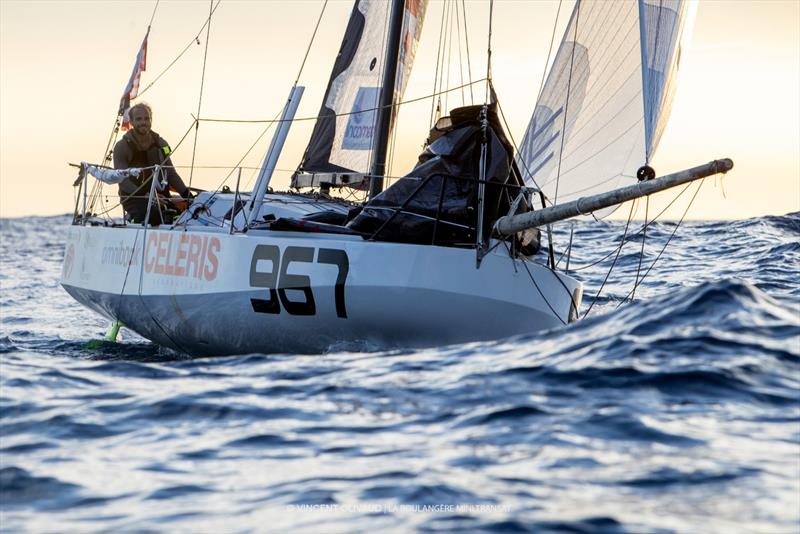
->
[113,130,189,200]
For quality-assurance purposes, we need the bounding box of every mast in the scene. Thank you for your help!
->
[369,0,406,199]
[495,159,733,234]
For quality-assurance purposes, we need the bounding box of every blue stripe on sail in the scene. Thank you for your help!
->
[529,152,555,178]
[528,132,561,167]
[529,107,564,142]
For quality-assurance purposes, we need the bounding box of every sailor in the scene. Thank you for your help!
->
[113,103,192,225]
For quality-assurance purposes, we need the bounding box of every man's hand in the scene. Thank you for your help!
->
[169,196,189,213]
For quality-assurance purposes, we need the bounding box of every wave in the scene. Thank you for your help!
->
[2,215,799,532]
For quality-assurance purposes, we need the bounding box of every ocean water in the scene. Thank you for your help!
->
[1,213,798,533]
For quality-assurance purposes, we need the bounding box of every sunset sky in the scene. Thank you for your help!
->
[1,0,798,220]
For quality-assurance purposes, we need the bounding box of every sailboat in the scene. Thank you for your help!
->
[60,0,731,356]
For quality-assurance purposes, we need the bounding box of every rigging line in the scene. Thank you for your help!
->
[198,79,487,123]
[535,0,563,103]
[519,254,568,327]
[582,197,637,319]
[148,0,160,27]
[541,254,581,320]
[430,0,448,126]
[496,98,546,195]
[553,0,581,206]
[289,0,330,179]
[632,194,649,301]
[554,222,575,269]
[512,233,581,322]
[496,97,556,267]
[292,0,329,86]
[173,164,263,170]
[168,120,201,155]
[461,0,474,104]
[485,0,494,97]
[564,181,692,272]
[137,0,222,99]
[618,178,706,306]
[445,0,455,113]
[454,0,465,106]
[88,117,123,217]
[439,0,453,117]
[180,109,282,221]
[188,0,215,189]
[386,115,396,184]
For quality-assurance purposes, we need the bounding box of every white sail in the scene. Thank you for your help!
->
[294,0,427,181]
[518,0,695,212]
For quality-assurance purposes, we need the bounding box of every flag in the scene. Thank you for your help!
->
[119,29,149,131]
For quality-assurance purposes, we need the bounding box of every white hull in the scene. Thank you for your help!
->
[60,224,582,355]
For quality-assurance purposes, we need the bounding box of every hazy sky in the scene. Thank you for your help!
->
[1,0,798,220]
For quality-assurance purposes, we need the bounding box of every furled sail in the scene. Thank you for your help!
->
[293,0,427,188]
[517,0,696,212]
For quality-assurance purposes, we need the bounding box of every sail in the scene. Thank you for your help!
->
[517,0,695,211]
[293,0,427,184]
[640,0,696,160]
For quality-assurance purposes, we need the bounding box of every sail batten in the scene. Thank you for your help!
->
[518,0,696,216]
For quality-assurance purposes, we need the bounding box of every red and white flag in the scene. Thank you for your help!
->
[119,30,149,131]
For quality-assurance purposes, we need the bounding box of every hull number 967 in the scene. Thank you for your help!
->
[249,245,349,318]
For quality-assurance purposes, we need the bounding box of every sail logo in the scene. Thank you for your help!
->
[342,86,379,150]
[144,232,220,281]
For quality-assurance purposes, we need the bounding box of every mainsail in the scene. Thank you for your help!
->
[292,0,427,187]
[517,0,696,212]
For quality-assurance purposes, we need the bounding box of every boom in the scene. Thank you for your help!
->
[495,159,733,234]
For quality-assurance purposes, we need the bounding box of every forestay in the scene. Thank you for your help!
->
[517,0,696,214]
[293,0,427,186]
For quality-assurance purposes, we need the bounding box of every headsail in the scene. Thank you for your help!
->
[640,0,696,161]
[292,0,427,188]
[517,0,696,212]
